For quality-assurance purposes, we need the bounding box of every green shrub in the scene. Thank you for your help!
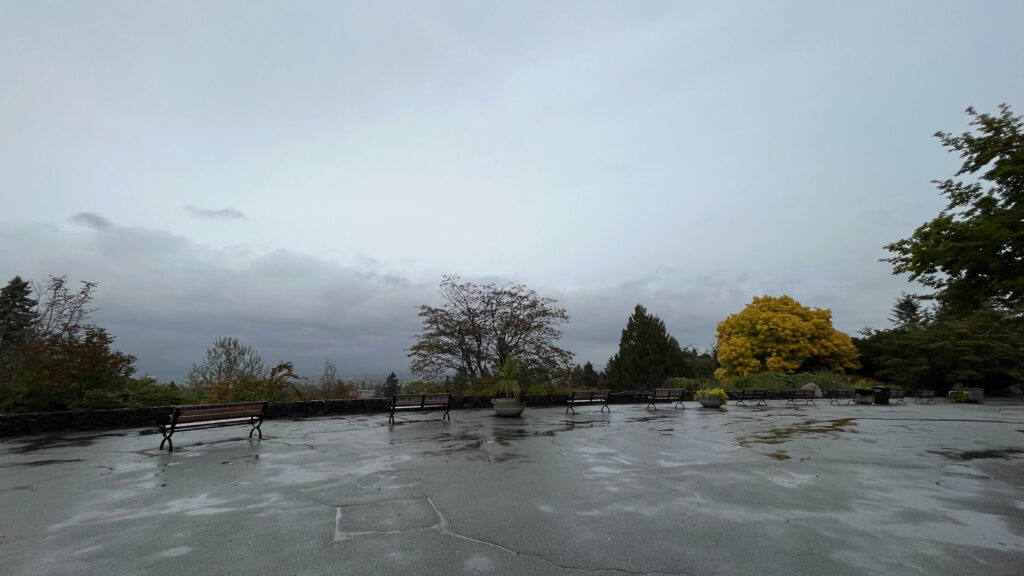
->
[723,370,863,391]
[665,377,707,390]
[694,387,729,404]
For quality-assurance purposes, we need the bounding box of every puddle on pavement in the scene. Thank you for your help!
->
[10,432,123,454]
[0,458,86,468]
[736,418,858,446]
[929,448,1024,461]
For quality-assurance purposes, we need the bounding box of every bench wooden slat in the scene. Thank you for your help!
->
[388,394,452,423]
[732,389,768,406]
[176,411,261,424]
[178,404,262,412]
[828,389,854,405]
[176,401,266,411]
[784,388,817,406]
[647,388,685,409]
[915,390,935,404]
[158,401,267,452]
[566,390,611,414]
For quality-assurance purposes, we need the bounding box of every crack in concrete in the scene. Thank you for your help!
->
[333,495,692,575]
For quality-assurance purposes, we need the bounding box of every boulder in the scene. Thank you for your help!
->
[800,383,823,398]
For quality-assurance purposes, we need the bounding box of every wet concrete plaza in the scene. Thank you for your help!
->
[1,399,1022,575]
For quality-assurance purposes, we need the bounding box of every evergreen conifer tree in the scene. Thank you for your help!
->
[0,276,39,365]
[604,305,690,390]
[382,371,401,397]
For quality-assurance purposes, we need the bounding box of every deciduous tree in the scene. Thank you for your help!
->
[34,276,97,339]
[409,275,573,385]
[186,337,267,399]
[715,295,860,380]
[856,306,1023,392]
[884,104,1024,314]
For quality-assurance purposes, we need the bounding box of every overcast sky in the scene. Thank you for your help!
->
[2,1,1021,382]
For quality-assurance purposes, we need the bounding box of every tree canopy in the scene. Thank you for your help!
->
[0,276,149,412]
[884,104,1024,314]
[186,336,267,395]
[866,105,1024,393]
[715,295,860,380]
[0,276,39,357]
[409,275,573,385]
[856,305,1023,392]
[604,304,690,390]
[382,371,401,397]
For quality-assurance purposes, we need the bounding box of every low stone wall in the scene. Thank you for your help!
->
[0,391,661,438]
[0,406,176,438]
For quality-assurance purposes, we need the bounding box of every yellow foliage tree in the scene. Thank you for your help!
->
[715,295,861,380]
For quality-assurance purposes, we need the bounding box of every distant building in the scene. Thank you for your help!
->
[356,389,376,399]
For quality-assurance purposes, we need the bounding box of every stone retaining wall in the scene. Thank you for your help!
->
[0,391,661,438]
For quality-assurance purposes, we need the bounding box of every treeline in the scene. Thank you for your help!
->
[4,105,1020,411]
[0,275,172,412]
[405,105,1023,396]
[855,297,1022,392]
[0,277,391,413]
[854,105,1024,393]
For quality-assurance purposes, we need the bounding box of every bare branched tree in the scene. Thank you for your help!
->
[409,275,573,384]
[318,360,338,392]
[33,276,98,339]
[185,337,267,397]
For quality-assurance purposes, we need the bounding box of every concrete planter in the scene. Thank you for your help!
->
[492,398,525,417]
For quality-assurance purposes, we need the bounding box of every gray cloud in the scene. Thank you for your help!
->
[69,212,114,231]
[185,206,247,220]
[5,1,988,383]
[0,220,911,383]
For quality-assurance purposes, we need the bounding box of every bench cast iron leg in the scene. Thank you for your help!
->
[249,418,263,439]
[159,427,173,452]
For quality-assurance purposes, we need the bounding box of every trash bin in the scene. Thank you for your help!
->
[872,386,891,405]
[966,388,984,404]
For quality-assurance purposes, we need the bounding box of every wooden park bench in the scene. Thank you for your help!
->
[828,389,855,405]
[646,388,686,410]
[159,401,267,452]
[914,390,935,404]
[891,390,906,404]
[566,390,611,414]
[782,388,817,406]
[731,388,767,407]
[389,393,452,424]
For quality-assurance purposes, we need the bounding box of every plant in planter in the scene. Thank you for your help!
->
[491,357,525,417]
[694,387,728,408]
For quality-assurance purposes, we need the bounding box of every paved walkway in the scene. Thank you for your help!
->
[1,399,1022,575]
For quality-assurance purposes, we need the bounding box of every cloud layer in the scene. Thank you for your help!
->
[185,206,247,220]
[1,218,909,382]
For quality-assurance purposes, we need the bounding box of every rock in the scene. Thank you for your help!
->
[800,383,823,398]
